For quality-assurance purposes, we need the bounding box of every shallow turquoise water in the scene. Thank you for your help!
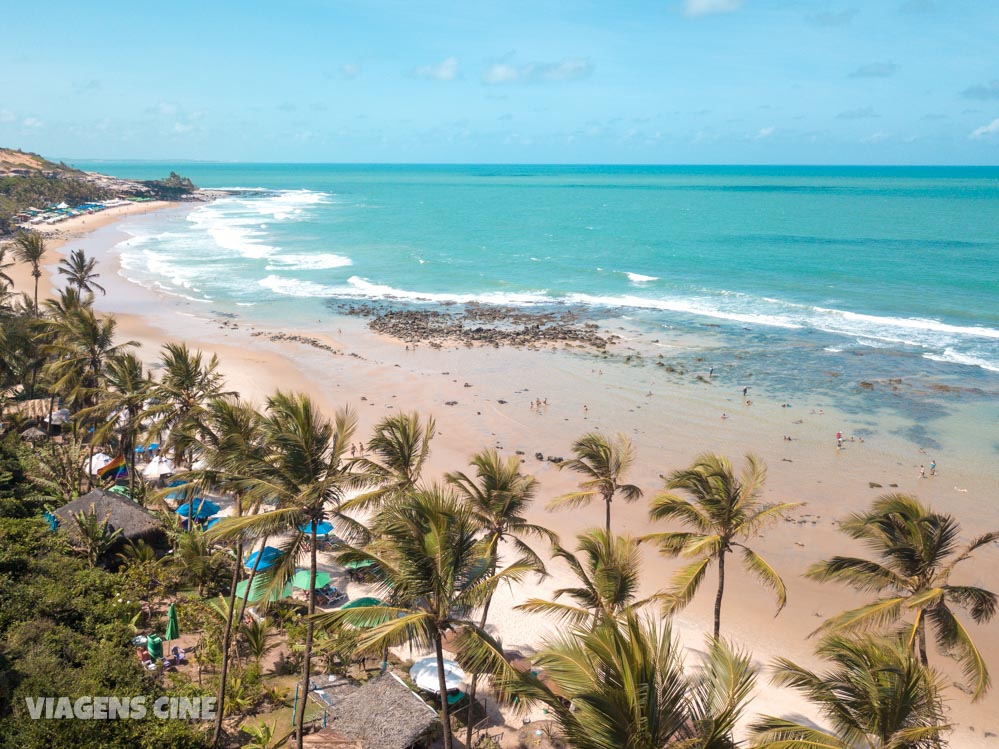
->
[74,163,999,394]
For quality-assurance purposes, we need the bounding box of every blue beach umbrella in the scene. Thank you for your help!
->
[298,520,334,537]
[204,517,221,530]
[244,546,284,571]
[175,499,220,520]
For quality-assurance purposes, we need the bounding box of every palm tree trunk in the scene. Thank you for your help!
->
[212,539,243,747]
[714,550,726,640]
[294,526,319,749]
[32,268,39,317]
[604,491,612,534]
[465,558,498,749]
[435,632,454,749]
[917,615,930,666]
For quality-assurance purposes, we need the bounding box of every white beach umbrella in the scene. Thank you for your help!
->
[87,452,112,474]
[142,456,175,480]
[409,656,465,694]
[190,457,208,471]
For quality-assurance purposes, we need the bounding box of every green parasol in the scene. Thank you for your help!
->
[344,558,375,571]
[235,577,292,603]
[340,596,381,609]
[290,569,332,591]
[164,603,179,641]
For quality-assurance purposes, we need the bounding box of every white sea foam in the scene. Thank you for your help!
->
[923,349,999,373]
[623,272,659,284]
[258,275,341,297]
[265,253,353,270]
[340,277,551,305]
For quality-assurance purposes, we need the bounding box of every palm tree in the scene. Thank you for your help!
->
[147,342,231,467]
[191,396,268,748]
[171,529,222,597]
[342,411,435,511]
[208,393,371,749]
[806,493,998,701]
[517,528,656,627]
[750,634,949,749]
[642,453,798,640]
[0,246,15,288]
[84,352,151,498]
[240,617,278,666]
[241,721,293,749]
[70,504,124,567]
[446,449,556,748]
[484,610,756,749]
[13,231,46,315]
[42,306,137,409]
[57,248,105,295]
[548,432,643,533]
[313,486,535,749]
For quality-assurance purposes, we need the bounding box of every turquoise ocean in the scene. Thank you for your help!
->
[73,163,999,444]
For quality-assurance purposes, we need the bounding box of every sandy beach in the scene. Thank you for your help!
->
[7,204,999,745]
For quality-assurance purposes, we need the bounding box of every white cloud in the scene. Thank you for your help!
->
[341,63,361,79]
[482,57,592,85]
[173,122,194,133]
[970,118,999,139]
[22,117,42,128]
[683,0,744,17]
[0,110,15,123]
[756,126,776,139]
[413,57,459,81]
[861,131,891,144]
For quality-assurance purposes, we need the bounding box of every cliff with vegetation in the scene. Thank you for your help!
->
[0,148,199,235]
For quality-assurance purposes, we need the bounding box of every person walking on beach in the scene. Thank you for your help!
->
[930,460,937,476]
[743,386,749,397]
[920,465,926,478]
[836,430,842,448]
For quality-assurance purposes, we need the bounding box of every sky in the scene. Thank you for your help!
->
[2,0,998,164]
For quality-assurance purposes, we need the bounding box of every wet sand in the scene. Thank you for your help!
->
[6,204,999,744]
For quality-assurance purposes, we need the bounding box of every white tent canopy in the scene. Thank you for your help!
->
[409,656,465,694]
[87,452,112,475]
[142,456,175,480]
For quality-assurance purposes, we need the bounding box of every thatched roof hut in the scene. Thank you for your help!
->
[52,488,167,548]
[321,672,439,749]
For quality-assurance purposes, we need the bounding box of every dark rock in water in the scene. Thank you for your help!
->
[464,382,472,387]
[444,400,458,406]
[869,481,882,488]
[547,456,564,464]
[497,399,507,404]
[535,452,545,461]
[332,301,618,351]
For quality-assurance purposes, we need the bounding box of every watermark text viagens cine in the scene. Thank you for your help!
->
[25,696,217,720]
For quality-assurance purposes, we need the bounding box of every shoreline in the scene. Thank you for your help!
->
[8,203,999,743]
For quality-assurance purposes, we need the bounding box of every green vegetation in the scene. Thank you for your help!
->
[0,244,989,748]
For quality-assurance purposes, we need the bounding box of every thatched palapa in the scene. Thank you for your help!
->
[52,488,167,548]
[317,672,439,749]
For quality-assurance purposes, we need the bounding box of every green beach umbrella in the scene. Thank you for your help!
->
[165,603,179,641]
[235,577,292,603]
[344,559,375,571]
[290,569,331,591]
[341,596,381,609]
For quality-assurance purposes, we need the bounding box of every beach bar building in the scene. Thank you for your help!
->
[305,672,439,748]
[52,488,168,555]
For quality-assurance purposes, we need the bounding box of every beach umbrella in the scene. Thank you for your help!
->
[344,558,375,571]
[165,603,179,642]
[142,456,175,480]
[340,597,381,609]
[290,569,331,591]
[108,486,132,498]
[174,499,220,520]
[20,427,48,443]
[87,452,113,474]
[235,576,291,603]
[298,520,334,537]
[245,546,283,571]
[409,655,465,694]
[203,517,221,530]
